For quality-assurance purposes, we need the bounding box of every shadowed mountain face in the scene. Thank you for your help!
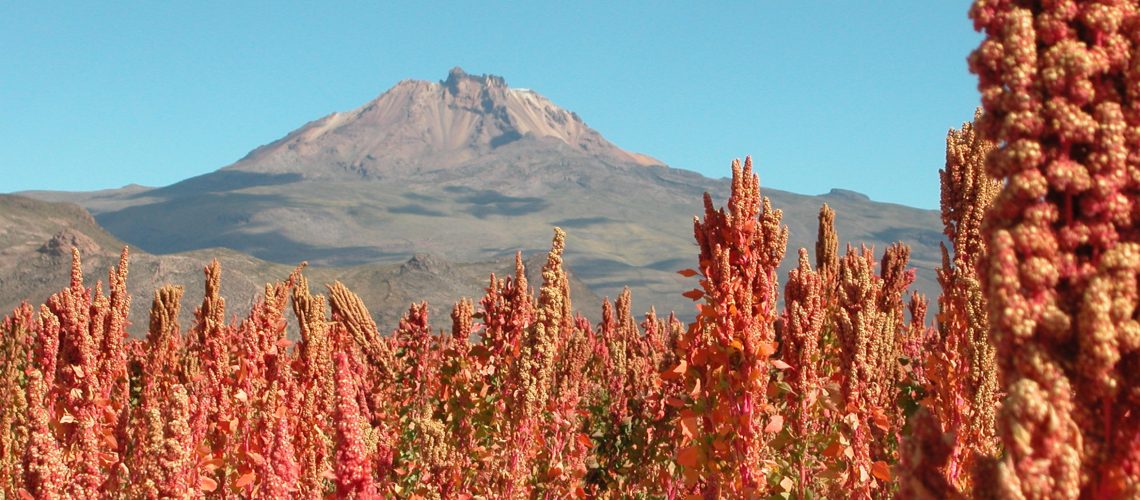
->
[16,68,945,320]
[0,195,600,334]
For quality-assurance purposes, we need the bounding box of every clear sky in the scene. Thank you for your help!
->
[1,1,981,209]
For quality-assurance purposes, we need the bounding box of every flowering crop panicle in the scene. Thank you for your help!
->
[184,260,242,497]
[781,248,826,496]
[183,261,229,416]
[616,290,662,426]
[263,391,300,498]
[597,289,643,429]
[325,280,399,492]
[834,246,887,498]
[433,299,479,491]
[40,250,100,497]
[392,302,436,408]
[879,244,916,321]
[817,204,840,279]
[451,297,475,344]
[223,266,304,496]
[920,113,1002,493]
[878,244,918,432]
[128,285,201,499]
[540,312,593,497]
[668,157,788,496]
[466,255,536,495]
[901,291,936,410]
[515,229,570,419]
[290,274,336,497]
[641,307,669,361]
[333,350,380,498]
[480,253,535,367]
[329,280,396,383]
[611,289,671,494]
[810,203,845,427]
[970,0,1140,496]
[21,248,136,498]
[34,305,61,397]
[144,285,186,384]
[389,302,454,495]
[511,228,585,497]
[0,304,33,495]
[582,301,678,496]
[259,332,301,499]
[99,250,132,488]
[831,241,920,498]
[588,297,625,493]
[22,368,65,498]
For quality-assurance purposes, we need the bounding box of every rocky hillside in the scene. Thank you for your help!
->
[0,195,600,335]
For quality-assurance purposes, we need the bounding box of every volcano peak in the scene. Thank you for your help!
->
[226,68,662,179]
[442,66,508,95]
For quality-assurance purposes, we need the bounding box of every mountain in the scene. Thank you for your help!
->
[0,195,601,334]
[15,68,945,320]
[230,67,661,179]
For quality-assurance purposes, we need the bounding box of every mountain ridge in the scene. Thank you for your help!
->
[10,68,945,320]
[0,194,601,333]
[225,67,661,181]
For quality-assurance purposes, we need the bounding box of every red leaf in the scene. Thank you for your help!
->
[870,408,891,432]
[199,476,218,492]
[757,341,776,358]
[576,433,593,449]
[661,359,686,381]
[871,461,891,481]
[96,451,118,465]
[764,414,784,434]
[676,445,701,468]
[680,416,699,440]
[822,441,843,458]
[682,288,704,301]
[546,465,563,479]
[200,457,224,472]
[677,268,699,277]
[697,304,718,320]
[712,435,730,453]
[234,472,256,489]
[771,359,792,370]
[218,418,238,434]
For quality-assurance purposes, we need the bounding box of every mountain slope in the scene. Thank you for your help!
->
[16,69,945,319]
[0,195,600,334]
[228,67,660,179]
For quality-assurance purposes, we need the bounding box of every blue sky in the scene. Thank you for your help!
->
[1,1,980,209]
